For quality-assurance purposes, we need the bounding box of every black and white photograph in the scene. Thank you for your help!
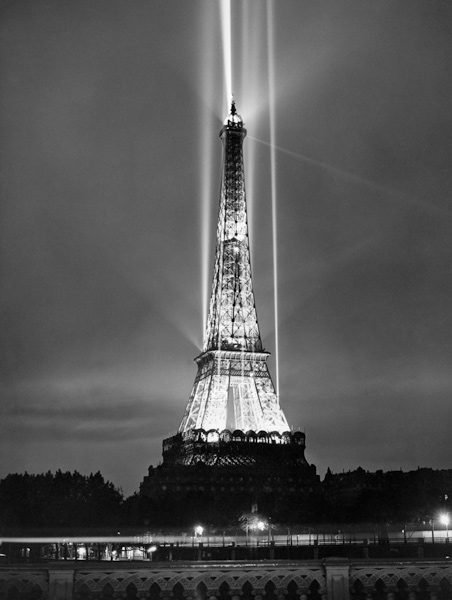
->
[1,0,452,581]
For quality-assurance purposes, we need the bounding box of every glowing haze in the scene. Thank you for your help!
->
[1,1,451,495]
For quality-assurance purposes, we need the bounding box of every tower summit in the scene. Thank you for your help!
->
[179,100,289,434]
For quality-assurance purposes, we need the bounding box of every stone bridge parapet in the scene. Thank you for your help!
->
[1,559,451,600]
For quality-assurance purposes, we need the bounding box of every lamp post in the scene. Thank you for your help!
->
[440,514,449,541]
[257,520,266,546]
[194,525,204,541]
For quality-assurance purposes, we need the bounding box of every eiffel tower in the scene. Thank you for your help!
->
[179,100,289,436]
[141,101,317,514]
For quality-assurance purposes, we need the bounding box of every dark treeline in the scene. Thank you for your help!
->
[1,467,451,531]
[0,471,123,529]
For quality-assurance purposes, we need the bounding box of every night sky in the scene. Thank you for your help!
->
[1,1,451,496]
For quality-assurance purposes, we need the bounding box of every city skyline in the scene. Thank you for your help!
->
[1,1,451,495]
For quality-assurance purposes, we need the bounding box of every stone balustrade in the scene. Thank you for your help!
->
[1,559,451,600]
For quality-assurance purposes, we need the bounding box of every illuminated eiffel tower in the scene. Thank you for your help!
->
[158,100,311,469]
[179,100,289,436]
[141,102,317,515]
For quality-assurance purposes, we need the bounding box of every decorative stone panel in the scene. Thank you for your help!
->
[350,561,452,600]
[0,570,49,600]
[73,564,326,600]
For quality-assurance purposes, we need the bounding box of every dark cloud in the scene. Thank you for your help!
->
[1,1,451,495]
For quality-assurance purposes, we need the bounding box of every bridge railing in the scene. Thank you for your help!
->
[1,558,452,600]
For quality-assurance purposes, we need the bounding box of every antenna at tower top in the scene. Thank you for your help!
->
[230,93,236,115]
[224,94,243,126]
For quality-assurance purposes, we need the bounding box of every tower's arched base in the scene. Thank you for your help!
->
[161,428,311,468]
[140,429,320,526]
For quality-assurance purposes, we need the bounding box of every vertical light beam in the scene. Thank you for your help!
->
[199,4,217,335]
[220,0,232,104]
[201,0,232,336]
[200,127,213,334]
[267,0,280,399]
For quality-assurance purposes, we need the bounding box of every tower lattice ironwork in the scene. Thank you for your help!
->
[141,99,315,493]
[179,101,289,435]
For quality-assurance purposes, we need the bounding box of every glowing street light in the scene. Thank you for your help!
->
[440,514,449,540]
[194,525,204,537]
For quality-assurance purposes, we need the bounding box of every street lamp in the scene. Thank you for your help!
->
[256,520,266,546]
[194,525,204,545]
[440,514,449,540]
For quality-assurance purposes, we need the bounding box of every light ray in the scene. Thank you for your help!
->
[239,1,265,253]
[199,4,218,335]
[250,136,451,218]
[267,0,280,400]
[220,0,232,106]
